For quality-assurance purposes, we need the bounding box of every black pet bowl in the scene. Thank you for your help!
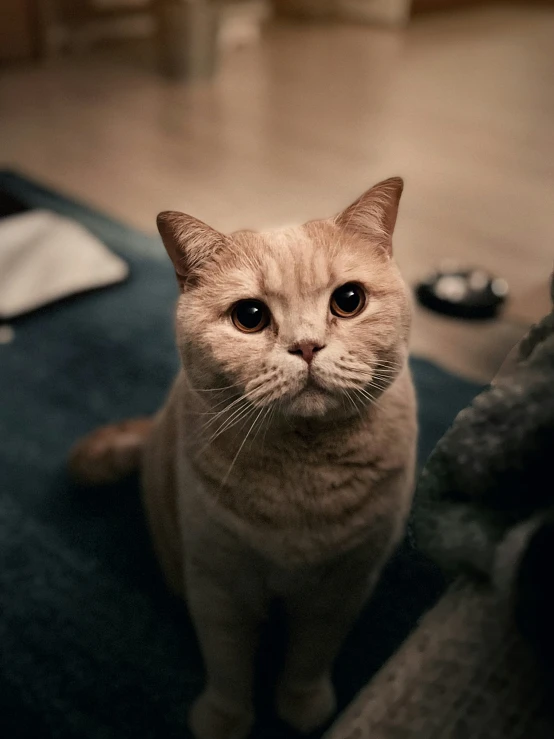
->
[415,265,509,320]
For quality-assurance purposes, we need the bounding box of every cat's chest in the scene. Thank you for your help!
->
[190,435,384,533]
[178,397,413,564]
[189,452,390,566]
[251,449,375,500]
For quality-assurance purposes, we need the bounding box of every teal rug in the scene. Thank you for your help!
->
[0,170,481,739]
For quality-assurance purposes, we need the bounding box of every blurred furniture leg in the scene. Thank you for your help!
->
[154,0,219,80]
[56,0,220,81]
[271,0,410,25]
[0,0,44,63]
[271,0,335,19]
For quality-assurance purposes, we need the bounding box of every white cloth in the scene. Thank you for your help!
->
[0,210,128,320]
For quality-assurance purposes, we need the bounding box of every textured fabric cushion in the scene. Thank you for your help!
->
[325,578,553,739]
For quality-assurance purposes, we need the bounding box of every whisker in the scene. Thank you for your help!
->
[196,397,246,433]
[355,387,384,410]
[196,400,254,452]
[325,370,374,384]
[192,393,245,417]
[197,384,268,433]
[260,402,277,454]
[374,357,404,366]
[190,385,239,393]
[344,389,363,418]
[251,404,272,450]
[195,410,254,459]
[369,374,395,385]
[372,368,401,378]
[196,389,248,420]
[368,385,392,397]
[365,385,389,399]
[372,368,402,378]
[203,400,254,442]
[367,378,392,392]
[373,363,402,372]
[221,404,267,487]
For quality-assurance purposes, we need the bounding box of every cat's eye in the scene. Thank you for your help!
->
[330,283,366,318]
[231,300,270,333]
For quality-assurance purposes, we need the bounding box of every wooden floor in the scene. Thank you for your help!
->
[1,3,553,381]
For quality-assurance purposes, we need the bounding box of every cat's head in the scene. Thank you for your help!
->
[158,177,411,420]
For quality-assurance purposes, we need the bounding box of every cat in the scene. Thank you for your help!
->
[69,177,417,739]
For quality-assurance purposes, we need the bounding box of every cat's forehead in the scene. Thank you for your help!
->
[227,223,363,297]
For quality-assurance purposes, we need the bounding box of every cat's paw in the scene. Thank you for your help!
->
[189,689,253,739]
[276,676,336,734]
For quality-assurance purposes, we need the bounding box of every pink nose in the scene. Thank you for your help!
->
[288,343,325,364]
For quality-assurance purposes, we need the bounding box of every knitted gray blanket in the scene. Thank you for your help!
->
[415,274,554,672]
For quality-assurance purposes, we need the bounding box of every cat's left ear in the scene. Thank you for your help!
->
[157,211,228,290]
[335,177,404,256]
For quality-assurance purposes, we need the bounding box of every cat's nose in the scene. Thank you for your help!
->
[288,343,325,364]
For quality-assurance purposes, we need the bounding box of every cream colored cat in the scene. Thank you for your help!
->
[70,177,417,739]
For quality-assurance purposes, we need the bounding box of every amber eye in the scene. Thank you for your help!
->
[231,300,270,333]
[330,283,366,318]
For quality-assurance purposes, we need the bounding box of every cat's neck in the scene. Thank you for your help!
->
[180,370,388,460]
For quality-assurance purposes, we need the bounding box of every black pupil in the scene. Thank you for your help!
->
[334,284,360,313]
[236,301,264,329]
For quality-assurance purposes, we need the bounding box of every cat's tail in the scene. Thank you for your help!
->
[68,418,153,486]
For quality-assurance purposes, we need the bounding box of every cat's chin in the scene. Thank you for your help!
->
[284,387,341,419]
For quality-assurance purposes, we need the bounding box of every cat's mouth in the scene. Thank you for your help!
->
[304,375,325,391]
[305,369,351,395]
[299,373,336,399]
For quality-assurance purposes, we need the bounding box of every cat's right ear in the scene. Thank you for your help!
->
[157,211,228,290]
[335,177,404,256]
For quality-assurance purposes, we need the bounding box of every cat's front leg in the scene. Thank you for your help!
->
[186,558,263,739]
[276,552,380,734]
